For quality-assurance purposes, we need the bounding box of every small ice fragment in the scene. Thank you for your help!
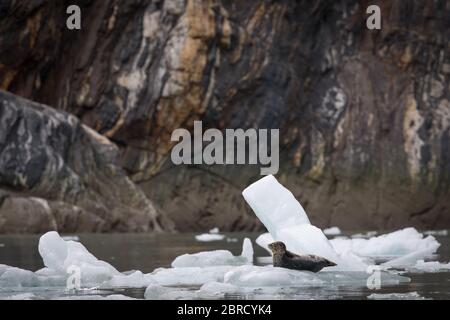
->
[195,234,225,242]
[172,238,253,268]
[423,230,449,236]
[241,238,254,264]
[323,227,342,236]
[226,237,238,243]
[255,233,273,253]
[1,293,35,300]
[56,294,136,300]
[209,228,220,234]
[382,247,438,268]
[351,231,378,239]
[151,266,233,286]
[144,284,196,300]
[367,292,429,300]
[224,265,324,287]
[199,282,239,295]
[411,260,450,272]
[105,270,156,288]
[0,266,38,288]
[0,244,5,248]
[62,235,80,241]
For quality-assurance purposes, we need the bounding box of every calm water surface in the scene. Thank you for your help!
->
[0,232,449,300]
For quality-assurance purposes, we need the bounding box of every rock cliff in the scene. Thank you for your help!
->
[1,0,449,232]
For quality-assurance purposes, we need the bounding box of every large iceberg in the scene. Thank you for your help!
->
[244,175,441,271]
[243,176,367,271]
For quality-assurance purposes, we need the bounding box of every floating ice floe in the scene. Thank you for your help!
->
[423,230,449,237]
[38,231,121,286]
[331,228,439,259]
[0,175,447,300]
[0,231,410,300]
[323,227,342,236]
[61,235,80,242]
[367,292,429,300]
[172,238,253,268]
[245,175,441,272]
[209,228,220,234]
[56,294,136,300]
[1,293,36,300]
[409,260,450,272]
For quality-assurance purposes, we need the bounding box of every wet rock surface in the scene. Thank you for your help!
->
[0,90,168,233]
[0,0,449,232]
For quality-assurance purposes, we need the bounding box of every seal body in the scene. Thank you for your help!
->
[268,241,336,273]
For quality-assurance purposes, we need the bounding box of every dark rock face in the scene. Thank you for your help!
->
[0,90,168,233]
[1,0,449,232]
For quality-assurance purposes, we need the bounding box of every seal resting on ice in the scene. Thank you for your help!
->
[268,241,337,273]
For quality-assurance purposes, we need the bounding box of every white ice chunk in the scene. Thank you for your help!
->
[1,293,36,300]
[0,266,38,288]
[410,260,450,272]
[382,247,438,268]
[323,227,342,236]
[241,238,254,264]
[224,265,409,289]
[242,175,310,237]
[104,270,156,288]
[331,228,440,259]
[195,234,225,242]
[171,238,253,268]
[224,265,324,287]
[56,294,136,300]
[61,235,80,241]
[150,266,233,286]
[38,231,121,286]
[199,282,240,295]
[423,230,449,236]
[367,292,429,300]
[209,228,220,234]
[144,284,197,300]
[255,233,273,254]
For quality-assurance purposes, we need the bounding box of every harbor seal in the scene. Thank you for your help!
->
[268,241,337,273]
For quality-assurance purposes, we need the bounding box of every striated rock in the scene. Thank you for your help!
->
[0,0,449,231]
[0,90,170,233]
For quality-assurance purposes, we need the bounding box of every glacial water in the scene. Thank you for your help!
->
[0,232,449,300]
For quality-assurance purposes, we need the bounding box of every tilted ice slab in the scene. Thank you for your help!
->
[172,238,253,268]
[245,175,441,271]
[243,175,368,271]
